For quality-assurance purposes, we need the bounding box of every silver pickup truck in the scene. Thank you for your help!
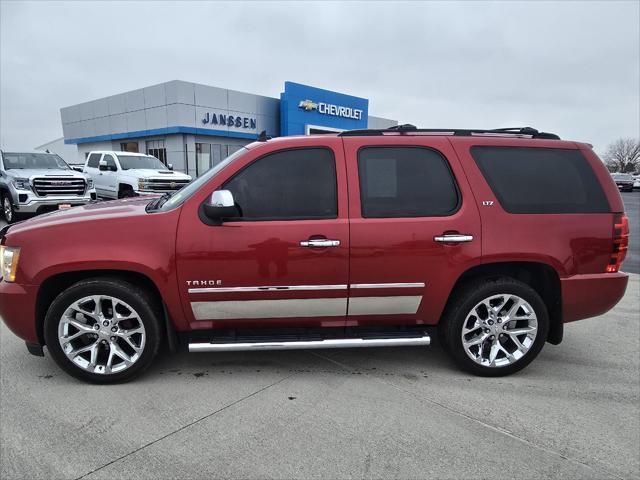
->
[0,150,97,223]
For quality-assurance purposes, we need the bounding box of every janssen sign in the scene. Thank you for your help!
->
[201,112,257,129]
[298,99,363,120]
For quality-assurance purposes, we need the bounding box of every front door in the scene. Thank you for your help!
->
[95,153,118,198]
[342,136,482,327]
[176,139,349,330]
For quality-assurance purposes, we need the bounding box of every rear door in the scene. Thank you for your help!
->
[343,136,482,327]
[176,138,349,330]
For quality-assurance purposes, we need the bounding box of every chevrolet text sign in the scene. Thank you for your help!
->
[298,99,363,120]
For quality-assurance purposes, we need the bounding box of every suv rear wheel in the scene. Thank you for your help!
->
[44,278,161,383]
[440,277,549,376]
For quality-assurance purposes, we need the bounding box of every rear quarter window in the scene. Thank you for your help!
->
[470,146,610,214]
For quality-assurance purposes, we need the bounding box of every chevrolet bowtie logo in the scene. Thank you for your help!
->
[298,99,318,111]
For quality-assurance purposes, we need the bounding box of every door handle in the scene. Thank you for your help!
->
[300,239,341,248]
[434,234,474,243]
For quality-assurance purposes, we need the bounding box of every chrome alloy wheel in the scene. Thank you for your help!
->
[3,197,13,222]
[58,295,146,374]
[460,294,538,368]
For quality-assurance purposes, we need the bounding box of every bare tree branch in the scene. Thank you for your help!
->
[603,138,640,173]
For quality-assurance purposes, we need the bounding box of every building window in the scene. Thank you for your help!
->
[120,142,139,153]
[146,140,166,165]
[196,143,211,176]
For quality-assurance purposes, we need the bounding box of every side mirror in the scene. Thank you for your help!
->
[167,163,174,171]
[98,160,108,171]
[202,190,239,224]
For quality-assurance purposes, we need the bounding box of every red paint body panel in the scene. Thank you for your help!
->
[0,282,38,343]
[561,272,628,322]
[0,134,630,346]
[342,136,482,326]
[175,137,350,329]
[450,137,617,277]
[1,198,187,332]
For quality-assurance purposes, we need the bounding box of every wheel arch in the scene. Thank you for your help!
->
[118,182,135,193]
[35,269,175,347]
[448,261,563,344]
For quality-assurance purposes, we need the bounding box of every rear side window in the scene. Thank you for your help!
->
[223,148,337,220]
[358,146,459,218]
[471,147,610,214]
[87,153,101,168]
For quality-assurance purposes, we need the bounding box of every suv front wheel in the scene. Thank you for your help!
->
[44,278,162,383]
[440,277,549,376]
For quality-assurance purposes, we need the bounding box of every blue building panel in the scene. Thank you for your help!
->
[280,82,368,135]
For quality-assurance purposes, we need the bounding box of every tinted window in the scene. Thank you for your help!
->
[103,154,117,170]
[87,153,102,168]
[471,147,610,214]
[224,148,337,220]
[358,147,459,218]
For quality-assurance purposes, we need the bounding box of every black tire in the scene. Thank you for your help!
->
[44,278,162,384]
[118,187,135,199]
[439,277,549,377]
[2,193,18,224]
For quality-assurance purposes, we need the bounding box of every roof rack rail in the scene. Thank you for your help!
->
[338,125,560,140]
[257,130,272,142]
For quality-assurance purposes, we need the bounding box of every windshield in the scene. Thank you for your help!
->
[118,155,167,170]
[613,174,633,180]
[158,147,248,212]
[3,152,70,170]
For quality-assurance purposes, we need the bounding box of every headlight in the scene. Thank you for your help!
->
[0,246,21,283]
[86,178,94,189]
[11,178,31,190]
[137,179,148,191]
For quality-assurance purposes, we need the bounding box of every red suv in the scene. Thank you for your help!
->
[0,126,629,383]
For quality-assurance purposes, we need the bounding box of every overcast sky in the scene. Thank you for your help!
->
[1,0,638,154]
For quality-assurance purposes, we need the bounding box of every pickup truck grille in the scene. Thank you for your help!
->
[144,178,190,192]
[32,177,86,197]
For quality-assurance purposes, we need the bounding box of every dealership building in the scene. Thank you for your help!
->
[56,81,397,176]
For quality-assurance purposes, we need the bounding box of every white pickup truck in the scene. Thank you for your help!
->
[83,151,192,199]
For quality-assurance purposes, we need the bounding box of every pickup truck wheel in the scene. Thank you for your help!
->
[118,188,135,199]
[2,194,16,223]
[439,277,549,376]
[44,278,161,383]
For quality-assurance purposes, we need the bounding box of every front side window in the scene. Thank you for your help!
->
[471,146,610,214]
[2,152,70,170]
[87,153,102,168]
[223,148,337,220]
[117,155,167,170]
[358,147,459,218]
[102,154,118,170]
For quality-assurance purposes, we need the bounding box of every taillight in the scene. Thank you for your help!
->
[606,214,629,273]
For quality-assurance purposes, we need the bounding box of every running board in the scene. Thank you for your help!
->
[188,335,431,353]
